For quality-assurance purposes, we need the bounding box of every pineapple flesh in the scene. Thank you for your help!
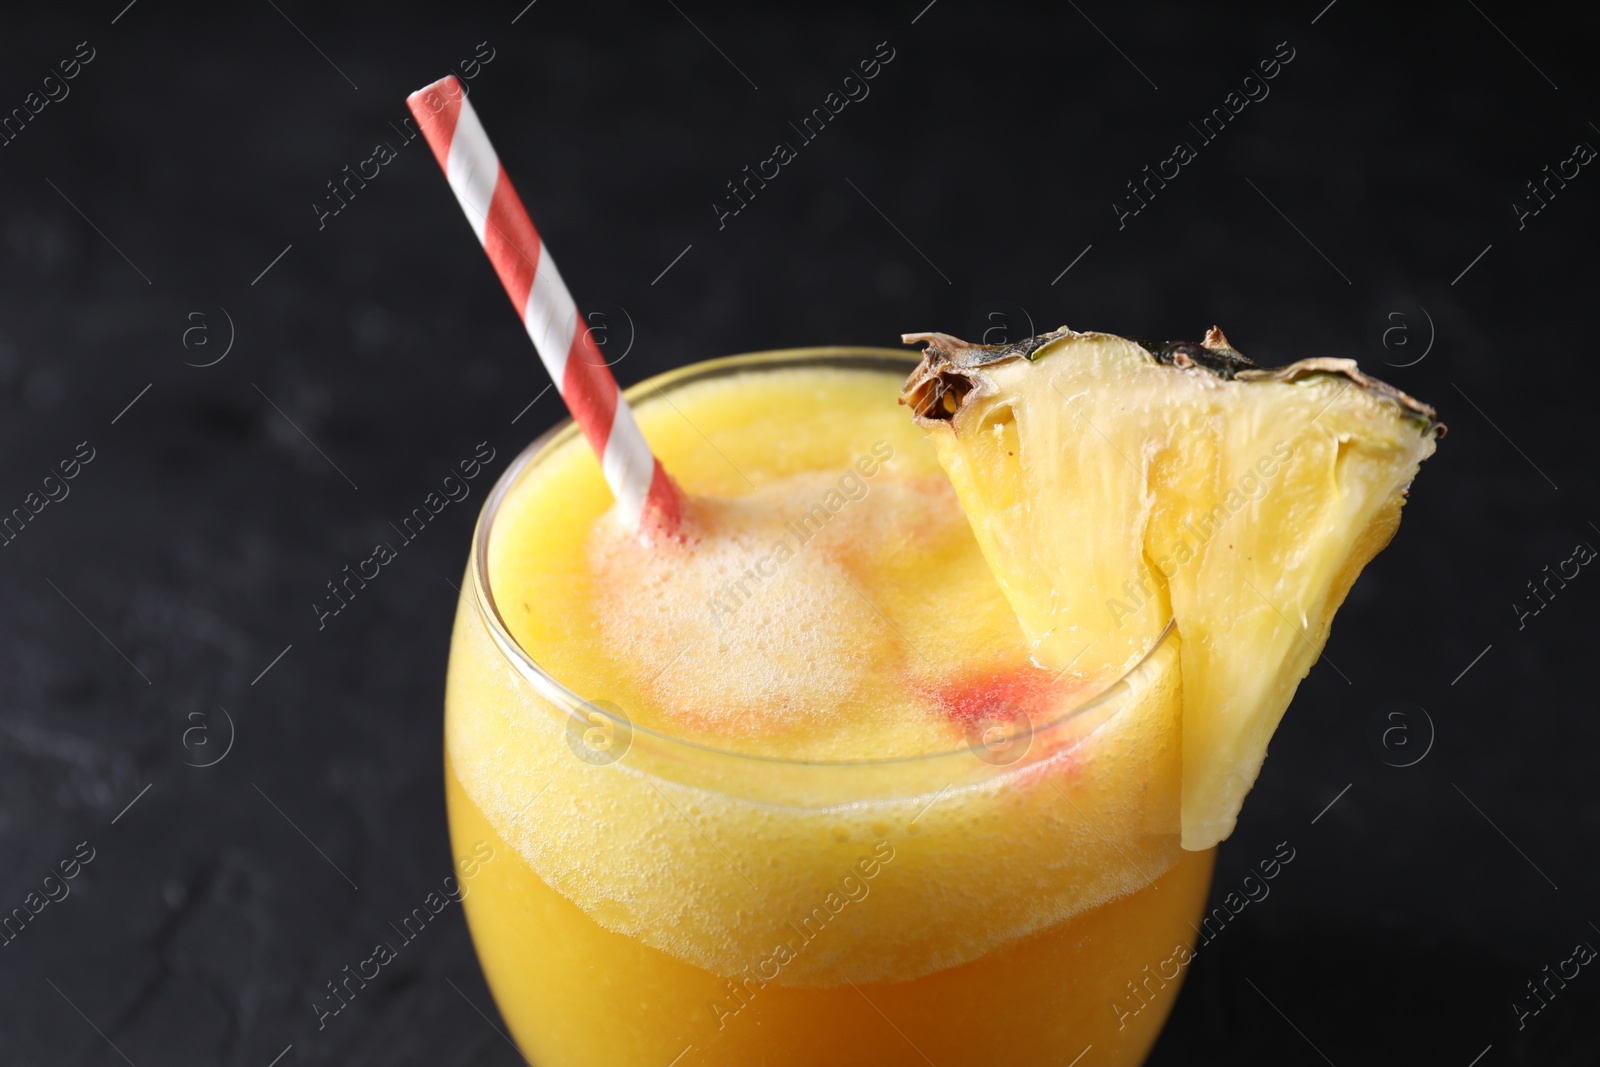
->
[901,327,1441,849]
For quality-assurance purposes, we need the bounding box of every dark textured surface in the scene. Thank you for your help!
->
[1,2,1597,1064]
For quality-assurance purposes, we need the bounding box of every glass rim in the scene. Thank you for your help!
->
[468,346,1174,771]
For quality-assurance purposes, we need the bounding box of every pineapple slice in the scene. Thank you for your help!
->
[901,327,1441,849]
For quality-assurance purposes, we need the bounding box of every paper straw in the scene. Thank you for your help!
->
[406,75,682,537]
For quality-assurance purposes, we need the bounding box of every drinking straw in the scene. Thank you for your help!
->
[406,75,682,537]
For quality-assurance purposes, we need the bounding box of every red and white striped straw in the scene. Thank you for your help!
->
[406,75,682,538]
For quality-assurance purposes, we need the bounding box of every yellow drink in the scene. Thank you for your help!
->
[445,350,1214,1066]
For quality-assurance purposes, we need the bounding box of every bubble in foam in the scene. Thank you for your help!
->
[589,474,908,736]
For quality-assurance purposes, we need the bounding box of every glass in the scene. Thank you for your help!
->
[444,349,1215,1066]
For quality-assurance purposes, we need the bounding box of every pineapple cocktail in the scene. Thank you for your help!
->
[444,337,1437,1065]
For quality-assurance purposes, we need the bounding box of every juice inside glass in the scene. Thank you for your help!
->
[444,349,1215,1066]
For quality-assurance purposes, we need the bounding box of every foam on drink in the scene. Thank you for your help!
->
[588,471,1041,757]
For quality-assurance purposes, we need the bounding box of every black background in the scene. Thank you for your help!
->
[1,1,1597,1064]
